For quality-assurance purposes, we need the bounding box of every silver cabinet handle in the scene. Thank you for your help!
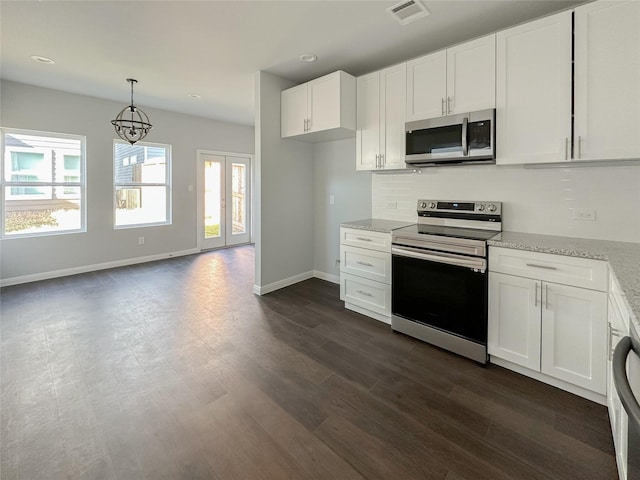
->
[307,118,311,132]
[304,118,308,132]
[375,154,380,169]
[526,263,557,270]
[356,261,374,267]
[447,96,452,114]
[565,137,569,160]
[356,237,372,242]
[441,98,445,116]
[356,290,373,297]
[545,284,550,309]
[610,325,625,360]
[534,282,540,307]
[578,135,582,159]
[380,153,385,168]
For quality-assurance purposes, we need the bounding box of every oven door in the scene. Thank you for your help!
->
[391,245,488,344]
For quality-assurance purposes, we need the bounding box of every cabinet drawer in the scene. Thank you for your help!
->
[340,228,391,252]
[340,245,391,284]
[489,246,608,291]
[340,273,391,317]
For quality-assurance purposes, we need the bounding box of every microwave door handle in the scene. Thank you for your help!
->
[462,117,469,156]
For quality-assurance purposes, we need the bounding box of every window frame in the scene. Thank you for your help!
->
[1,128,87,239]
[113,140,172,229]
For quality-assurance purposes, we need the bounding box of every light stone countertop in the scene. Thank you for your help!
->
[488,231,640,333]
[341,218,415,234]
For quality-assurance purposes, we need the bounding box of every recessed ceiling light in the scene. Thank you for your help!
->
[299,54,318,63]
[30,55,55,64]
[189,93,201,99]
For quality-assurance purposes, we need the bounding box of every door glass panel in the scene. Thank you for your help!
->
[231,163,246,235]
[406,124,463,155]
[204,160,221,238]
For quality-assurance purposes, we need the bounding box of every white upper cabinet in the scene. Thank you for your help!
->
[574,0,640,161]
[406,34,496,121]
[281,70,356,142]
[356,63,407,171]
[406,50,447,121]
[496,11,573,165]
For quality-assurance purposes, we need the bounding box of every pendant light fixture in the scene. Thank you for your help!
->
[111,78,152,145]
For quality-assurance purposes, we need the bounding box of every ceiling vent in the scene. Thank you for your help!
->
[387,0,430,26]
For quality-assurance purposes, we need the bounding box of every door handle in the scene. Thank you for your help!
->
[447,96,452,114]
[441,98,445,116]
[534,282,540,307]
[462,117,468,156]
[356,290,374,297]
[545,284,550,309]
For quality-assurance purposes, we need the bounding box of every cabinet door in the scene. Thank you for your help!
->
[281,83,308,138]
[380,63,407,170]
[574,1,640,161]
[308,72,341,133]
[356,72,381,171]
[406,50,447,121]
[446,34,496,115]
[541,283,607,394]
[496,11,572,164]
[488,272,541,370]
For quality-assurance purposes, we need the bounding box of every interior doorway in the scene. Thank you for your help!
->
[197,150,252,250]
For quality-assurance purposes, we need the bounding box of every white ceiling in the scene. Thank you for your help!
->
[1,0,586,126]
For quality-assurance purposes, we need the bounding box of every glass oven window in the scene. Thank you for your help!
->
[392,254,487,343]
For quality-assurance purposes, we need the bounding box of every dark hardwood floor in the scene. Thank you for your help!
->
[1,245,617,479]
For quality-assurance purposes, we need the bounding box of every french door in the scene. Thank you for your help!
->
[197,150,251,250]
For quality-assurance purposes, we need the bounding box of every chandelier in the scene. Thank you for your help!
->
[111,78,152,145]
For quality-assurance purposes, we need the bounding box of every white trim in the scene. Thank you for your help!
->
[344,302,392,325]
[313,270,340,284]
[490,356,606,405]
[252,270,314,296]
[0,248,199,287]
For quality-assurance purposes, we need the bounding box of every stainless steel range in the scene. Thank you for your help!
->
[391,199,502,364]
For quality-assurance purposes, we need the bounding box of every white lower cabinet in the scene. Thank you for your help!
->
[488,247,608,397]
[340,227,391,323]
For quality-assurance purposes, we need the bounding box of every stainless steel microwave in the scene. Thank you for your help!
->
[405,109,495,167]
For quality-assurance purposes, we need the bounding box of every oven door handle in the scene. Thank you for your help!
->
[392,246,486,271]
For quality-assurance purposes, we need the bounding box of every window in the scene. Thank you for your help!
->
[2,130,86,237]
[114,141,171,228]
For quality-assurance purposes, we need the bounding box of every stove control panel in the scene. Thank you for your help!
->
[417,199,501,216]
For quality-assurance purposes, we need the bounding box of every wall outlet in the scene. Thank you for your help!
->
[138,236,145,245]
[386,201,397,209]
[329,194,335,205]
[572,208,596,221]
[188,184,194,192]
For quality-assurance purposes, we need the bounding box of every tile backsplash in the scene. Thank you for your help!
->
[372,163,640,243]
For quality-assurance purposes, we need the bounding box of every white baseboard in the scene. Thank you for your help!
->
[253,270,314,296]
[313,270,339,284]
[490,356,606,405]
[0,248,199,287]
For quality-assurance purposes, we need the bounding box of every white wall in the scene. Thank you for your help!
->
[372,162,640,243]
[254,71,315,291]
[0,80,254,282]
[313,138,371,281]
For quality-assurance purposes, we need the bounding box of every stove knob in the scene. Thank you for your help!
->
[487,204,497,212]
[420,202,427,208]
[428,202,436,209]
[476,204,486,212]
